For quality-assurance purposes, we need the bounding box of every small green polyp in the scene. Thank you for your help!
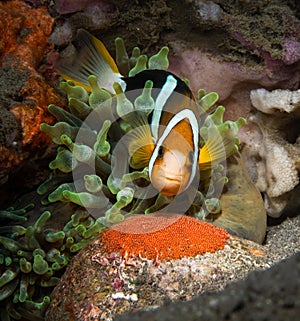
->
[60,80,89,103]
[0,269,19,288]
[84,175,103,193]
[122,167,150,184]
[115,37,130,75]
[62,190,109,209]
[48,183,76,203]
[82,220,105,239]
[5,256,12,266]
[71,209,90,227]
[0,236,23,254]
[23,295,50,311]
[25,226,40,250]
[198,92,219,112]
[205,105,225,125]
[0,278,18,301]
[204,198,221,214]
[68,97,92,118]
[129,47,141,67]
[107,173,123,195]
[0,210,28,223]
[60,135,93,163]
[88,75,111,109]
[114,82,134,120]
[148,46,169,70]
[70,239,91,252]
[94,120,111,158]
[44,230,65,243]
[33,254,48,275]
[19,276,29,302]
[134,80,154,114]
[49,148,77,173]
[105,187,135,223]
[129,54,148,77]
[34,211,51,234]
[19,258,32,273]
[217,118,246,141]
[40,122,79,145]
[48,104,83,127]
[0,225,26,238]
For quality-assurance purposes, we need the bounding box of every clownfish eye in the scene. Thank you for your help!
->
[188,151,194,163]
[157,145,164,158]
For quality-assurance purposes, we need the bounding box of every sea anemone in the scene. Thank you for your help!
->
[39,36,246,225]
[0,198,109,320]
[0,36,245,320]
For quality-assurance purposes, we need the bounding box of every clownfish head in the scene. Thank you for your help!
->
[149,109,199,196]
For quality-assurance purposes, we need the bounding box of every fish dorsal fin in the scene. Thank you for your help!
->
[127,114,154,169]
[58,29,125,93]
[151,75,177,142]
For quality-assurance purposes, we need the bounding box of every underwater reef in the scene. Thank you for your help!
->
[0,33,248,320]
[1,0,299,320]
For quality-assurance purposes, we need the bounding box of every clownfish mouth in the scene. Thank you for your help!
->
[161,172,182,182]
[151,170,184,196]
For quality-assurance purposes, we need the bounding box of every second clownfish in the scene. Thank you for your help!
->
[59,30,227,197]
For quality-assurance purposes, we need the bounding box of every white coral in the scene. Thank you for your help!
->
[243,88,300,217]
[250,88,300,114]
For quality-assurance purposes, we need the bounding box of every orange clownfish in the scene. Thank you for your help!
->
[58,30,226,197]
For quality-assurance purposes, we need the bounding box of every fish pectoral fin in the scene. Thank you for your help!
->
[130,143,154,169]
[58,29,124,93]
[127,118,154,169]
[199,133,227,171]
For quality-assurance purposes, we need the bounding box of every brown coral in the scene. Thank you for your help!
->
[0,0,65,183]
[101,214,230,260]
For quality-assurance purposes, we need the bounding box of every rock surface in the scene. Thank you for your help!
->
[45,214,299,321]
[116,251,300,321]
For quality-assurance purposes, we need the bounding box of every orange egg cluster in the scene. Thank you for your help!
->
[101,214,230,260]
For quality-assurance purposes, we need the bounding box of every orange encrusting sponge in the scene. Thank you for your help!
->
[101,214,230,261]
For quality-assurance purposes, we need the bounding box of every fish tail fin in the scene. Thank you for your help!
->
[58,29,125,93]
